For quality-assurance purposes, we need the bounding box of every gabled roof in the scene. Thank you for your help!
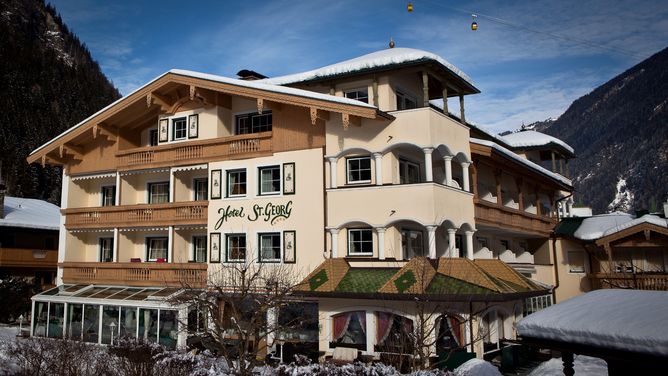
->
[0,196,60,231]
[262,47,479,94]
[501,130,575,157]
[295,257,548,301]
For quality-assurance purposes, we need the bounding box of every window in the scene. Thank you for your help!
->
[148,182,169,204]
[227,169,247,197]
[332,311,366,349]
[194,178,208,201]
[99,237,113,262]
[101,186,115,206]
[399,159,421,184]
[258,166,280,195]
[149,129,158,146]
[235,111,272,135]
[568,251,585,273]
[192,236,207,263]
[172,117,187,140]
[259,233,281,262]
[346,157,372,184]
[226,234,246,262]
[348,229,373,255]
[500,240,510,250]
[396,89,417,110]
[147,237,168,262]
[401,230,425,258]
[344,88,369,103]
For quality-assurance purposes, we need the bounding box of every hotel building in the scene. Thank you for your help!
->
[28,47,575,363]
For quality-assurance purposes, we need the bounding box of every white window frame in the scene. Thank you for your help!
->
[101,185,116,206]
[346,156,372,184]
[258,165,281,196]
[172,117,187,141]
[147,181,169,204]
[226,169,247,197]
[347,228,373,256]
[99,237,114,263]
[226,234,246,263]
[146,237,168,262]
[258,232,281,263]
[235,111,272,135]
[344,88,369,104]
[567,250,586,274]
[399,158,421,184]
[193,178,208,201]
[191,235,207,263]
[401,229,425,258]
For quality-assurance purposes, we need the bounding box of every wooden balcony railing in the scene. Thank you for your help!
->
[0,248,58,268]
[60,262,208,288]
[474,199,556,236]
[63,201,208,229]
[589,273,668,291]
[116,132,272,170]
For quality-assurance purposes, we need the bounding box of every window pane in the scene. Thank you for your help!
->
[47,302,64,338]
[139,308,158,343]
[228,170,247,196]
[193,236,207,262]
[100,238,113,262]
[149,182,169,204]
[349,229,373,254]
[347,157,371,183]
[227,234,246,261]
[194,179,208,200]
[260,233,280,262]
[159,310,178,349]
[120,307,137,338]
[101,306,120,344]
[83,304,100,343]
[259,166,280,194]
[66,303,83,340]
[148,238,168,261]
[173,118,187,140]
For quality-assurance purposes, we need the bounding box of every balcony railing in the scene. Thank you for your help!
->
[474,199,556,236]
[0,248,58,268]
[116,132,272,170]
[589,272,668,291]
[63,201,208,229]
[60,262,207,288]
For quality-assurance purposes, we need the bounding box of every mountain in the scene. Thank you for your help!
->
[0,0,120,203]
[532,48,668,214]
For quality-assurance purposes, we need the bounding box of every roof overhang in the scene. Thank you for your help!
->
[292,289,549,302]
[595,222,668,246]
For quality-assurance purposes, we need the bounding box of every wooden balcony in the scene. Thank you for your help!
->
[116,131,272,170]
[60,262,208,288]
[0,248,58,268]
[589,272,668,291]
[474,199,556,237]
[63,201,207,229]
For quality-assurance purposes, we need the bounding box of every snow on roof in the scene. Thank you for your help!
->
[0,196,60,231]
[501,130,575,154]
[573,212,635,240]
[601,214,668,237]
[30,69,376,157]
[470,138,572,187]
[262,47,475,87]
[517,289,668,356]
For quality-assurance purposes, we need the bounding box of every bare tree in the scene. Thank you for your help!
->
[172,258,301,376]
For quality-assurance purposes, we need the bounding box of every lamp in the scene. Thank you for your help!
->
[471,14,478,30]
[407,2,413,12]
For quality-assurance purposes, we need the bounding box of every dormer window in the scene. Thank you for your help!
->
[172,117,187,140]
[236,111,272,135]
[344,88,369,104]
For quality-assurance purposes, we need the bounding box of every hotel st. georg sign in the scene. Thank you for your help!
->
[214,201,293,229]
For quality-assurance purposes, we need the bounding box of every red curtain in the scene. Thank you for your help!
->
[376,311,393,343]
[446,315,462,347]
[332,312,352,340]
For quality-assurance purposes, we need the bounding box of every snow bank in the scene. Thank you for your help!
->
[452,358,501,376]
[528,355,607,376]
[517,289,668,356]
[501,130,575,154]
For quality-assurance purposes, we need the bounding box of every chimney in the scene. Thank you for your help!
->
[0,162,6,219]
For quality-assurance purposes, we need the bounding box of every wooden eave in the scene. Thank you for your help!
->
[470,141,571,191]
[27,72,386,166]
[595,222,668,247]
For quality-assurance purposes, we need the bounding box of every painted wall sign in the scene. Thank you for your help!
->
[214,201,293,229]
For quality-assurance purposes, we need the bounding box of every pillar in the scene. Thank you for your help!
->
[447,229,457,258]
[465,231,475,260]
[57,170,70,286]
[113,228,119,262]
[372,79,379,107]
[373,153,383,186]
[115,172,121,205]
[376,227,386,260]
[365,310,376,353]
[551,151,557,172]
[461,162,471,192]
[329,229,339,258]
[328,157,337,189]
[167,225,174,263]
[442,86,449,114]
[422,71,429,108]
[443,156,453,186]
[169,168,175,202]
[423,148,434,182]
[567,197,574,217]
[427,225,438,259]
[459,95,466,124]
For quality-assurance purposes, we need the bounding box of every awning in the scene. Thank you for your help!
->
[71,172,116,181]
[172,164,208,173]
[33,284,185,307]
[119,168,170,176]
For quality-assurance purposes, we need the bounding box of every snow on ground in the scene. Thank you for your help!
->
[528,355,607,376]
[517,289,668,356]
[0,325,19,344]
[452,358,502,376]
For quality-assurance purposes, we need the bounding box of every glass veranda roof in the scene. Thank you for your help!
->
[36,285,184,302]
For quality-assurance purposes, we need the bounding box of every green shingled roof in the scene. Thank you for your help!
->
[335,268,397,293]
[554,217,585,237]
[426,274,495,295]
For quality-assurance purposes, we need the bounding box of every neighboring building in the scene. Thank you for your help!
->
[27,47,574,361]
[0,190,59,288]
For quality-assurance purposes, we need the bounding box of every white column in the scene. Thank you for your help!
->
[427,225,438,259]
[113,228,119,262]
[168,226,174,262]
[465,231,475,260]
[57,170,70,286]
[169,168,175,202]
[443,156,453,186]
[373,153,383,186]
[62,302,68,338]
[460,162,471,192]
[423,148,434,182]
[376,227,386,260]
[365,310,375,354]
[329,229,339,258]
[567,198,574,217]
[447,229,457,258]
[327,157,338,189]
[115,171,121,205]
[98,305,103,344]
[30,300,35,337]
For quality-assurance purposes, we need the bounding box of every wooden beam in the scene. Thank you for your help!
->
[310,107,330,126]
[257,98,264,114]
[372,78,379,107]
[422,71,429,107]
[342,113,349,129]
[97,123,117,141]
[147,92,173,113]
[60,144,83,159]
[459,95,466,124]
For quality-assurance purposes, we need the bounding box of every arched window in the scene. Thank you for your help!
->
[375,311,414,353]
[331,311,366,350]
[436,314,465,351]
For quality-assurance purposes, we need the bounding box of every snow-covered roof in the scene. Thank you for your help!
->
[0,196,60,231]
[470,138,572,187]
[573,212,635,240]
[262,47,476,88]
[517,289,668,356]
[500,130,575,155]
[601,214,668,237]
[30,69,377,157]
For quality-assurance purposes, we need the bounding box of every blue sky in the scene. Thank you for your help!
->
[49,0,668,132]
